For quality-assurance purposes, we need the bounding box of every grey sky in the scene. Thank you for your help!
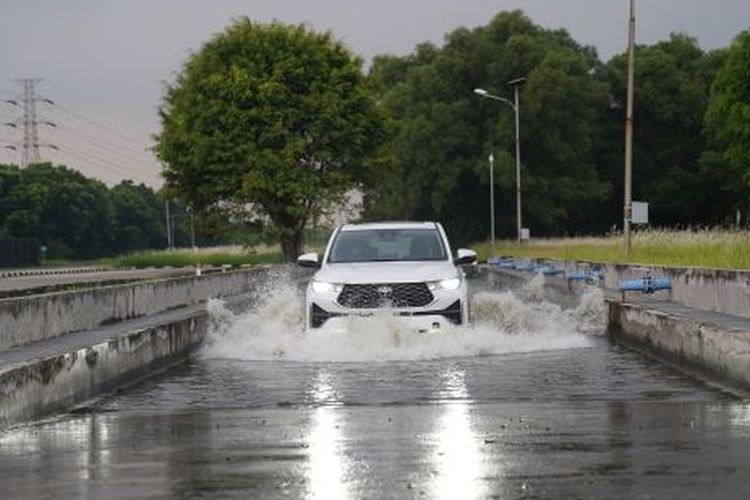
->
[1,0,748,186]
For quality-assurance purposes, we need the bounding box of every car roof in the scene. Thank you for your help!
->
[339,221,439,232]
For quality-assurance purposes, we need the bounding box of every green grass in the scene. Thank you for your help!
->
[474,229,750,270]
[105,246,284,269]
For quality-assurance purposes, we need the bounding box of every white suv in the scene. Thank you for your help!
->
[297,222,476,331]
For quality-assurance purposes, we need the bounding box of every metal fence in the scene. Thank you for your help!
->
[0,238,40,268]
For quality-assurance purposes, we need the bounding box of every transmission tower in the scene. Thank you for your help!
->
[4,78,55,166]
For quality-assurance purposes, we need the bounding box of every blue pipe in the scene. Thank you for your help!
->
[619,277,671,294]
[536,266,564,276]
[566,270,603,285]
[488,256,515,267]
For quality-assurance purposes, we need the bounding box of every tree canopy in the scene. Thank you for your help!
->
[155,18,384,260]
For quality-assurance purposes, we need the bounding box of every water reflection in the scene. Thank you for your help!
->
[0,414,114,497]
[432,366,487,499]
[307,370,349,500]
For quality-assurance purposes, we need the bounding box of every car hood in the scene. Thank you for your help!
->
[315,261,458,284]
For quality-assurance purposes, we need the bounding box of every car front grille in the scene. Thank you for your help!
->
[336,283,434,309]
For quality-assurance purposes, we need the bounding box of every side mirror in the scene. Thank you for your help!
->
[455,248,477,266]
[297,252,321,269]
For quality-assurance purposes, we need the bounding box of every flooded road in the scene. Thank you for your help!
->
[2,280,749,499]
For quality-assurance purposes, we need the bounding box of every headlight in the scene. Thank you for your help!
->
[427,277,462,291]
[311,281,342,294]
[439,277,461,290]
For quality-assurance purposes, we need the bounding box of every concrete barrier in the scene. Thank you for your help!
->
[608,300,750,394]
[0,266,272,351]
[0,309,207,427]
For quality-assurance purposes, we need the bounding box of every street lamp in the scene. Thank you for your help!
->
[474,78,525,243]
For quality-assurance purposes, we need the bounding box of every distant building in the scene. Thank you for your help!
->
[319,189,363,227]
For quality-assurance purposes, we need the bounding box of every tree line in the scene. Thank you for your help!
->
[0,163,164,259]
[0,162,274,259]
[364,11,750,245]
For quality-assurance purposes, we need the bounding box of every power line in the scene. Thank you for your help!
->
[4,80,163,185]
[54,123,157,169]
[50,125,161,179]
[51,101,150,149]
[57,142,162,183]
[52,118,156,159]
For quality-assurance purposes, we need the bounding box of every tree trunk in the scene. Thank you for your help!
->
[280,230,304,262]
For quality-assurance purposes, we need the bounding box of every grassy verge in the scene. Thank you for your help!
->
[105,246,284,269]
[473,229,750,270]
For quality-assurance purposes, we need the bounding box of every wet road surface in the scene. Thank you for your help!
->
[1,286,749,499]
[2,340,749,498]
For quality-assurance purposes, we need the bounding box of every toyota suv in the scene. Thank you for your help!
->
[297,222,476,331]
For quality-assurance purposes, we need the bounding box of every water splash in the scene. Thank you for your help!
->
[200,278,604,363]
[574,286,608,327]
[522,274,547,301]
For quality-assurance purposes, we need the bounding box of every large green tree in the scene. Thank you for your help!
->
[704,30,750,220]
[155,18,383,260]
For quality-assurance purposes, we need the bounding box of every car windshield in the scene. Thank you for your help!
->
[328,228,447,263]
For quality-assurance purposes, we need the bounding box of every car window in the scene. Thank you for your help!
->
[329,229,447,263]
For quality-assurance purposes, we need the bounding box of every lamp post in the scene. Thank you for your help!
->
[474,79,525,243]
[489,152,495,248]
[623,0,636,254]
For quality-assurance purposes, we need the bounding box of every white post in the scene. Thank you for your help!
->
[165,200,172,250]
[489,152,495,249]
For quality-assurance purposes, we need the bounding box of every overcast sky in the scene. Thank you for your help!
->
[1,0,748,186]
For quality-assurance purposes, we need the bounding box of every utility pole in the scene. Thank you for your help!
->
[624,0,636,254]
[5,78,55,166]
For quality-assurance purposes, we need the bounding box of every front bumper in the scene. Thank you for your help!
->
[310,299,464,330]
